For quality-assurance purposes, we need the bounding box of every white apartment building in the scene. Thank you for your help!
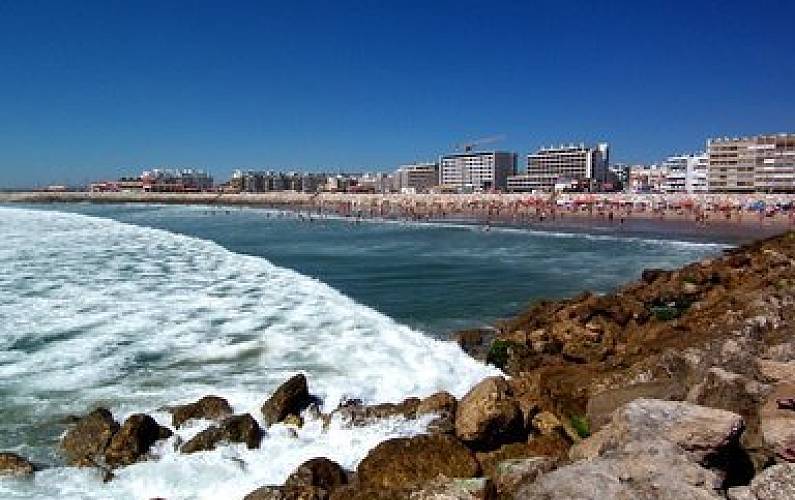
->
[394,162,439,193]
[661,153,708,193]
[439,152,517,192]
[507,143,609,192]
[708,133,795,193]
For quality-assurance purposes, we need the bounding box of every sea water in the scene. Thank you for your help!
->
[0,204,729,499]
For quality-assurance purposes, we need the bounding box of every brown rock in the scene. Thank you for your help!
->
[285,457,348,492]
[169,395,233,428]
[61,408,120,466]
[0,452,35,476]
[243,485,326,500]
[356,434,479,490]
[410,477,496,499]
[262,374,311,426]
[104,414,173,467]
[454,377,524,449]
[474,442,539,478]
[586,379,688,431]
[760,383,795,462]
[727,463,795,500]
[418,391,457,434]
[492,457,556,497]
[180,413,261,453]
[333,398,420,427]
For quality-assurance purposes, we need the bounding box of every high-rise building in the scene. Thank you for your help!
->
[439,151,517,192]
[394,162,439,193]
[661,153,708,193]
[507,143,609,192]
[708,134,795,193]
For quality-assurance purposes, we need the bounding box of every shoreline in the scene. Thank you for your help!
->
[2,190,793,242]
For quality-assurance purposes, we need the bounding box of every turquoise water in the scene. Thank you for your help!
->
[0,203,730,499]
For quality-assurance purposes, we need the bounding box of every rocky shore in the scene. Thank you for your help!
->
[4,232,795,498]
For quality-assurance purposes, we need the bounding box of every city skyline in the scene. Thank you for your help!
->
[1,0,794,188]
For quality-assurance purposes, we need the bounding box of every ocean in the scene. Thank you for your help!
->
[0,204,732,499]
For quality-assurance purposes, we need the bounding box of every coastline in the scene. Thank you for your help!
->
[2,190,793,242]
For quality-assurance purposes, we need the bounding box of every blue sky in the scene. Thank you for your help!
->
[0,0,793,187]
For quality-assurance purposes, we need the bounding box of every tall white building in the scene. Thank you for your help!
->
[661,153,708,193]
[439,152,517,192]
[507,143,610,192]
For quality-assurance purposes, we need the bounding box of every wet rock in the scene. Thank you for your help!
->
[243,485,325,500]
[727,463,795,499]
[451,328,496,362]
[104,414,173,467]
[492,456,556,497]
[571,398,745,466]
[333,398,420,426]
[454,376,524,450]
[180,413,261,453]
[356,434,479,490]
[0,452,34,476]
[169,395,233,428]
[284,457,348,492]
[61,408,120,466]
[417,391,456,434]
[642,268,667,283]
[262,375,312,426]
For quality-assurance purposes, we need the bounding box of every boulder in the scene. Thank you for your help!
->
[0,452,35,476]
[474,442,548,478]
[492,457,556,497]
[243,485,325,500]
[262,375,311,426]
[284,457,348,492]
[418,391,457,434]
[409,477,495,499]
[571,398,745,465]
[180,413,261,453]
[454,377,524,449]
[727,463,795,500]
[586,379,688,431]
[356,434,479,490]
[519,439,724,499]
[760,383,795,462]
[530,411,562,436]
[169,395,233,428]
[333,398,420,426]
[104,414,173,467]
[61,408,120,466]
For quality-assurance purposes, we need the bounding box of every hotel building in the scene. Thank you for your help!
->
[439,152,517,192]
[507,143,610,192]
[708,134,795,193]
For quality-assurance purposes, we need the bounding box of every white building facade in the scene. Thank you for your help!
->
[507,143,609,192]
[439,152,517,192]
[661,153,708,193]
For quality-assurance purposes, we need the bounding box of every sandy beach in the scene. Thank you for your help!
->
[2,190,794,240]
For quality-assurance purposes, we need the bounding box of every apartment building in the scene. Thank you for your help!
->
[507,143,609,192]
[439,152,517,192]
[708,134,795,193]
[661,153,708,193]
[394,162,439,193]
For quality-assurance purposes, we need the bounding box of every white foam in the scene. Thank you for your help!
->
[0,207,498,499]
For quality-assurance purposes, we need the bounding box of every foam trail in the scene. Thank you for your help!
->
[0,207,497,500]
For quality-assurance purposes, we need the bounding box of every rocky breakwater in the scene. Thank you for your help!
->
[6,232,795,498]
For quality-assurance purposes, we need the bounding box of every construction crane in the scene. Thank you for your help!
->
[454,134,506,153]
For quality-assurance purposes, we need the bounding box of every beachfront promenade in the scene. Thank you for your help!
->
[3,190,795,232]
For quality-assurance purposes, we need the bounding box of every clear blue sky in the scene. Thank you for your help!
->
[1,0,793,187]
